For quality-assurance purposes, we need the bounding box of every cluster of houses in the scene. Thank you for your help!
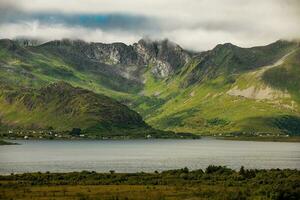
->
[6,129,87,140]
[212,132,290,137]
[7,130,59,139]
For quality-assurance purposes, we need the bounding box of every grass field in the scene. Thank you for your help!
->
[0,166,299,200]
[0,184,260,200]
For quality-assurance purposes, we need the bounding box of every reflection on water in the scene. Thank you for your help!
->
[0,138,299,174]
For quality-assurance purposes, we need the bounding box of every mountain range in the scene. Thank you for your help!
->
[0,38,299,137]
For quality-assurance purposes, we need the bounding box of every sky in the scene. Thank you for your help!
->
[0,0,299,51]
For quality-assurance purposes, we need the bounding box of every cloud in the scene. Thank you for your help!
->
[0,11,156,32]
[0,22,141,44]
[0,0,299,51]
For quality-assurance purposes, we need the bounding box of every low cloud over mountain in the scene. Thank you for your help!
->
[0,0,299,50]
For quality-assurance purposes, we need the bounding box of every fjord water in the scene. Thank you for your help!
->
[0,138,299,174]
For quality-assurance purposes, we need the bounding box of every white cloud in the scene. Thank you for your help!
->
[0,22,141,44]
[0,0,299,51]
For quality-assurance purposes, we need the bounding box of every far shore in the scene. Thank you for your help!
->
[216,135,300,142]
[0,139,18,145]
[2,135,300,143]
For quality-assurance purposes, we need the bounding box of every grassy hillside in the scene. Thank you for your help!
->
[181,40,297,87]
[262,48,300,102]
[138,41,300,135]
[0,38,299,136]
[0,39,139,100]
[0,81,178,138]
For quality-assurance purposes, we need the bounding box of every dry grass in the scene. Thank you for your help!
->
[0,184,209,200]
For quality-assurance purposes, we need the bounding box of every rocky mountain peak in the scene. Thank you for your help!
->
[212,42,239,53]
[7,37,192,81]
[39,38,191,78]
[133,38,191,77]
[14,38,44,47]
[90,42,138,65]
[0,39,19,50]
[42,39,88,48]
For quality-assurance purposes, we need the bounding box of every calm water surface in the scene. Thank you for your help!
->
[0,138,299,174]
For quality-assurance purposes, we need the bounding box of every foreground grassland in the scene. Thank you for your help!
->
[0,166,299,200]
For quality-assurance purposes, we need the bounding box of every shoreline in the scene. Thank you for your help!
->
[1,136,202,143]
[2,166,300,176]
[215,136,300,142]
[3,135,300,143]
[0,139,18,145]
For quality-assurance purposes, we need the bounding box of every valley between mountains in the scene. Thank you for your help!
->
[0,38,300,138]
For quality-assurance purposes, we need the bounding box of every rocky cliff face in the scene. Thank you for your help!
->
[14,38,43,47]
[133,39,191,77]
[40,38,192,79]
[90,38,192,77]
[86,42,139,66]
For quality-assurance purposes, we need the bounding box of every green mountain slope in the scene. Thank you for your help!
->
[139,41,300,135]
[0,82,152,137]
[181,40,297,87]
[0,39,139,98]
[0,38,299,136]
[262,48,300,102]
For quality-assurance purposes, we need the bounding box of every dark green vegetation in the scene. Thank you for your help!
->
[0,81,147,132]
[182,40,296,86]
[0,38,300,137]
[262,48,300,103]
[218,136,300,142]
[0,81,196,139]
[1,166,299,199]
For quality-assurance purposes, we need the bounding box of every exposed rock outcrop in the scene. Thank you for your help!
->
[41,38,192,79]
